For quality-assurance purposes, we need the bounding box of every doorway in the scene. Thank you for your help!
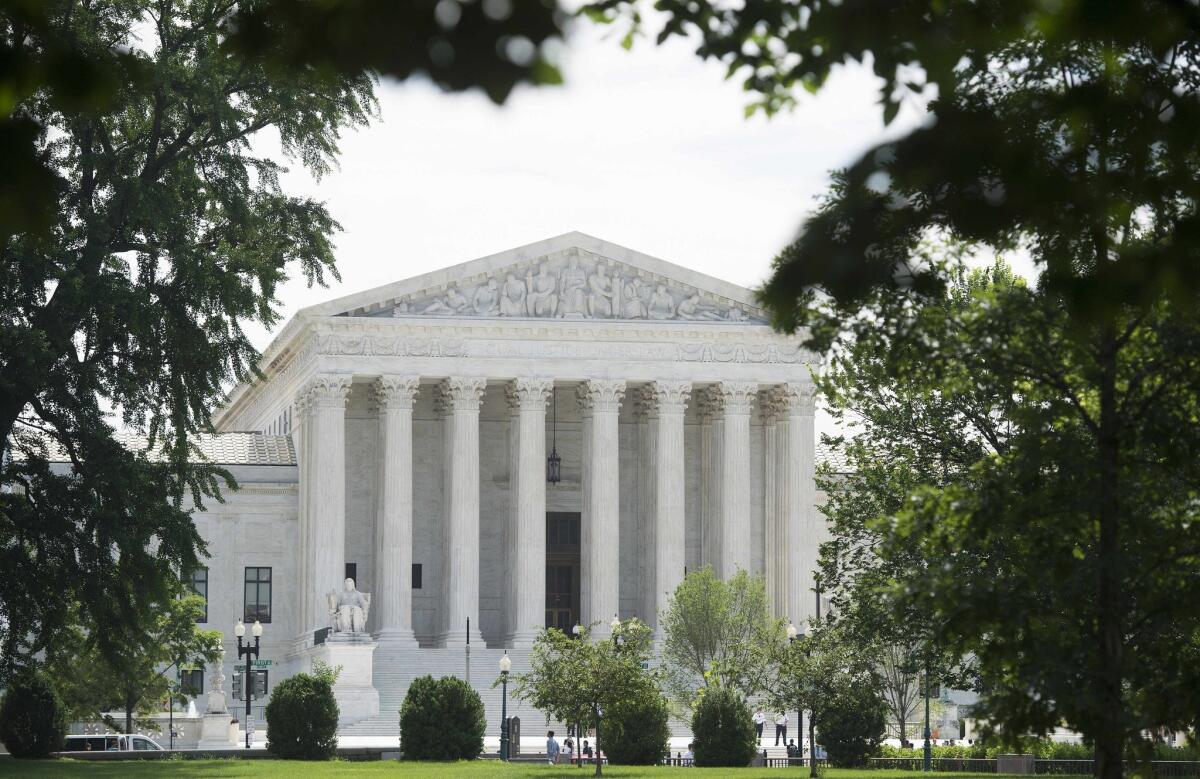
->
[545,512,581,631]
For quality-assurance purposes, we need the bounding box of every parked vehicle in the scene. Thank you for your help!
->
[61,734,164,752]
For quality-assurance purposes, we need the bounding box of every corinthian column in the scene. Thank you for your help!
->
[505,378,553,648]
[437,377,487,647]
[646,380,691,636]
[776,382,818,624]
[717,381,758,578]
[373,376,420,646]
[761,394,779,616]
[578,379,625,640]
[301,373,352,636]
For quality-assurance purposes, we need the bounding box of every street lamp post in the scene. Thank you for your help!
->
[786,621,803,767]
[923,663,932,771]
[235,619,263,749]
[811,583,822,779]
[499,652,512,761]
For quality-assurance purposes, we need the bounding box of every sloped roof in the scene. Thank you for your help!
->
[816,441,852,473]
[27,432,296,467]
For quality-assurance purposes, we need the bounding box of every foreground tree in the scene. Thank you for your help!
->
[513,619,658,777]
[659,567,782,710]
[46,595,220,734]
[588,4,1200,776]
[0,0,564,678]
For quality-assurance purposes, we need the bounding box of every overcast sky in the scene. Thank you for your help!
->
[252,20,924,434]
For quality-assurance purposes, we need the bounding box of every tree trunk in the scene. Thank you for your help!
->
[594,710,603,777]
[125,691,135,735]
[1094,325,1123,779]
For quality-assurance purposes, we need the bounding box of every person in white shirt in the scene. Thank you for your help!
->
[775,712,789,746]
[753,709,766,743]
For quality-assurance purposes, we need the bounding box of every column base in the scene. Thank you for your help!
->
[503,630,541,649]
[294,635,380,724]
[373,628,419,648]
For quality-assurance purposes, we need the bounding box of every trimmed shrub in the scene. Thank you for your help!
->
[399,675,485,760]
[814,679,886,767]
[691,686,757,767]
[265,666,339,760]
[0,670,68,758]
[603,683,671,765]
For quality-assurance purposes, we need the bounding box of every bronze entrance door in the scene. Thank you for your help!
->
[545,512,581,631]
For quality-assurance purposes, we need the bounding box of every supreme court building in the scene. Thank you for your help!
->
[190,233,826,733]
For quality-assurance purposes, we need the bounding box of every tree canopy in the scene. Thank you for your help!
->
[512,619,659,777]
[586,4,1200,777]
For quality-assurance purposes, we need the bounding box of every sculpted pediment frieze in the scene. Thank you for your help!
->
[357,249,765,324]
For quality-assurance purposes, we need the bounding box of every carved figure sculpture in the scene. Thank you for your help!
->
[526,265,558,317]
[622,278,647,319]
[473,279,499,316]
[423,285,469,315]
[726,306,749,322]
[559,257,588,316]
[648,284,676,320]
[677,293,724,320]
[328,578,371,634]
[586,264,615,318]
[499,273,526,316]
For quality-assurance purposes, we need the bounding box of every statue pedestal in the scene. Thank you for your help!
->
[298,635,380,723]
[197,712,235,750]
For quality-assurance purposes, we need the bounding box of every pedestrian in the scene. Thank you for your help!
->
[787,738,799,758]
[775,712,789,746]
[753,708,766,743]
[546,730,560,765]
[582,738,594,764]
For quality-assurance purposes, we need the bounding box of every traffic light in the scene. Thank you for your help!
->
[253,670,268,699]
[232,672,243,701]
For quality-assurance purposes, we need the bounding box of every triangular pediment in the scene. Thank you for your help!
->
[302,232,767,324]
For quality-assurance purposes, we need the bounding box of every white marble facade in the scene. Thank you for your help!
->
[204,233,825,662]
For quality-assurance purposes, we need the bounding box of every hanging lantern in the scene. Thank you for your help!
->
[547,385,562,484]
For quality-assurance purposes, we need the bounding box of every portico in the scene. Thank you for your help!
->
[214,232,823,656]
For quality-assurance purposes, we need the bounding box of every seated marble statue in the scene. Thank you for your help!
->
[328,578,371,634]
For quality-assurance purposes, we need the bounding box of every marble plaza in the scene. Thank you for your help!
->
[158,233,828,736]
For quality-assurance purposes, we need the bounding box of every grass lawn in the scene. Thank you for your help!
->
[0,761,1030,778]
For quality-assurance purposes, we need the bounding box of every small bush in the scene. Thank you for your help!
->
[691,686,757,767]
[603,683,671,765]
[0,670,68,758]
[400,675,485,760]
[265,665,339,760]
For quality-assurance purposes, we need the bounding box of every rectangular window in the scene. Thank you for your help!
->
[179,669,204,697]
[187,567,209,622]
[345,562,357,583]
[412,563,422,589]
[244,567,272,623]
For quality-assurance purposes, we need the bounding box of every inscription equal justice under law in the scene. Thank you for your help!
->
[390,254,759,323]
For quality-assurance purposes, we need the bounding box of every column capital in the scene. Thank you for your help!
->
[577,379,626,414]
[437,377,487,415]
[773,382,818,416]
[759,389,781,424]
[373,375,421,411]
[641,380,691,415]
[700,381,758,417]
[506,378,554,413]
[301,373,353,409]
